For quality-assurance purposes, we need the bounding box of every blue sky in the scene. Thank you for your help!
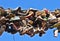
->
[0,0,60,41]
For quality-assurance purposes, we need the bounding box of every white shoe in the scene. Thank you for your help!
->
[54,30,58,37]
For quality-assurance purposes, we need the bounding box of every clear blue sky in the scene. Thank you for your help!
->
[0,0,60,41]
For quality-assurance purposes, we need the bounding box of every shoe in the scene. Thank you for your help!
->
[39,33,43,37]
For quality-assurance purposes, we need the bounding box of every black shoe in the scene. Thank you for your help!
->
[39,33,43,37]
[30,33,35,37]
[40,30,45,34]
